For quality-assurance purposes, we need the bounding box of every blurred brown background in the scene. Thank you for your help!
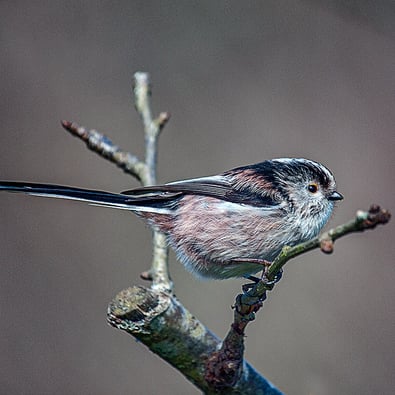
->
[0,1,394,394]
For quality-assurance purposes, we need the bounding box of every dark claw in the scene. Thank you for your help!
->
[242,269,283,293]
[242,282,257,293]
[261,268,283,290]
[272,268,283,283]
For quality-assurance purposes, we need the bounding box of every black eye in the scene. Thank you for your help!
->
[308,183,318,193]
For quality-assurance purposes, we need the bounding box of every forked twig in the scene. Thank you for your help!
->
[62,72,172,291]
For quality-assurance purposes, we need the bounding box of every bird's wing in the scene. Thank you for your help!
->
[122,175,278,207]
[0,174,279,211]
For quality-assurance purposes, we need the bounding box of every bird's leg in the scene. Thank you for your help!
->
[230,258,271,292]
[231,257,272,267]
[232,258,283,292]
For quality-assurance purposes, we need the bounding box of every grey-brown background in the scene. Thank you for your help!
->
[1,1,394,394]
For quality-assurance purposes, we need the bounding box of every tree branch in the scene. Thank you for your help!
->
[267,204,390,281]
[61,72,391,394]
[132,72,171,291]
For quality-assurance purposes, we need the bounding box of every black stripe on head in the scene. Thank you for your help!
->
[231,159,333,190]
[274,159,332,187]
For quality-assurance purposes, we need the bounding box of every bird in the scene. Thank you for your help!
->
[0,158,343,280]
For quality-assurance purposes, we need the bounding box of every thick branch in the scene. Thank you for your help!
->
[107,286,282,395]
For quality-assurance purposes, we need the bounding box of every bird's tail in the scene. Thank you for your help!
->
[0,181,175,214]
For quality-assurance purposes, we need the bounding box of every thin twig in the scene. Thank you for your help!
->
[266,204,391,283]
[61,120,146,182]
[133,72,170,186]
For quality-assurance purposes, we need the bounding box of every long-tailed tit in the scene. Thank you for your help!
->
[0,158,343,279]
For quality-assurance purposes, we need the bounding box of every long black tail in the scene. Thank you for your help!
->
[0,181,176,214]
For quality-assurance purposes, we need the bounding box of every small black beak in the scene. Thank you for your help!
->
[328,191,343,201]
